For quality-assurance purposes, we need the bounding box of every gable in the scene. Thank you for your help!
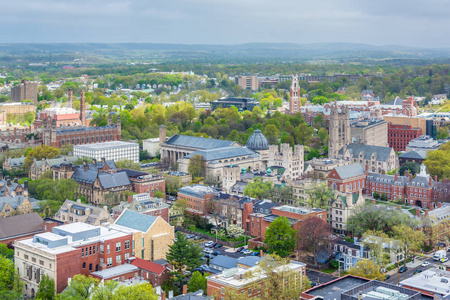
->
[328,169,341,180]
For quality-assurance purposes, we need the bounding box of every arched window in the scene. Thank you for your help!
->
[89,263,92,271]
[82,262,86,269]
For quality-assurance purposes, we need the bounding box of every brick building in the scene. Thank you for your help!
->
[120,169,166,197]
[327,163,366,193]
[365,171,411,201]
[14,223,133,297]
[11,80,38,103]
[111,193,169,222]
[388,123,422,151]
[177,185,216,215]
[406,164,435,208]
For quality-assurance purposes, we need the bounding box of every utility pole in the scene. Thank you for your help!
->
[397,258,400,286]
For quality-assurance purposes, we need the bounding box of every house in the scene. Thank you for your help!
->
[327,163,366,193]
[399,150,427,165]
[111,193,169,222]
[54,199,114,225]
[129,257,171,288]
[332,240,370,271]
[236,256,262,269]
[3,156,26,173]
[118,169,165,197]
[209,255,238,272]
[113,210,174,261]
[327,192,365,233]
[178,185,216,216]
[0,213,45,246]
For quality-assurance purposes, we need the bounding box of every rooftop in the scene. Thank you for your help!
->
[179,185,216,197]
[114,210,158,232]
[74,141,138,151]
[304,275,370,300]
[91,263,139,279]
[401,268,450,296]
[272,205,324,215]
[164,135,237,150]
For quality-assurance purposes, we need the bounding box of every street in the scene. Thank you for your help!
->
[306,269,337,285]
[385,255,443,285]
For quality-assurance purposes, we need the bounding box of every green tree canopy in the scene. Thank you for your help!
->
[24,145,60,169]
[188,154,206,178]
[243,177,272,199]
[264,216,297,257]
[36,274,55,300]
[187,271,207,293]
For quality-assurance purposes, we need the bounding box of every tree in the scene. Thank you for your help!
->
[243,177,272,199]
[187,271,207,293]
[264,217,297,257]
[0,256,23,299]
[112,283,158,300]
[393,225,426,266]
[399,161,420,176]
[306,183,334,208]
[59,274,99,299]
[24,145,60,169]
[166,232,203,291]
[424,142,450,180]
[263,124,280,144]
[298,216,332,266]
[116,159,141,170]
[188,154,206,178]
[165,176,182,195]
[36,274,55,300]
[226,224,245,239]
[362,230,392,268]
[348,259,384,280]
[294,122,314,145]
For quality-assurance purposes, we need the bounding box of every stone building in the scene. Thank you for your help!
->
[337,143,399,173]
[113,210,174,261]
[289,75,301,114]
[329,102,351,158]
[29,156,77,180]
[327,191,365,233]
[54,199,114,225]
[3,156,26,172]
[305,157,351,180]
[350,120,388,147]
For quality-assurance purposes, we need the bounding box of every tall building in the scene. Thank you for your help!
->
[235,75,258,91]
[388,123,422,151]
[328,103,351,158]
[11,80,38,103]
[73,141,139,163]
[350,120,388,147]
[289,75,301,114]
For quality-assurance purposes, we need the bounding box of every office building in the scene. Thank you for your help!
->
[74,141,139,163]
[235,75,258,91]
[11,80,38,103]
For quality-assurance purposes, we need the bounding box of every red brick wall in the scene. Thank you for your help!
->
[242,202,253,233]
[132,179,165,197]
[388,124,422,151]
[178,192,214,216]
[56,249,81,293]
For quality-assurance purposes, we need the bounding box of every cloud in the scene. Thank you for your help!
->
[0,0,449,46]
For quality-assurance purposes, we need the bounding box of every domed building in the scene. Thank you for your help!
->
[246,129,269,151]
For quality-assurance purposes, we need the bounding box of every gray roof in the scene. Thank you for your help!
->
[72,168,98,184]
[366,172,410,186]
[90,264,139,279]
[34,156,77,168]
[165,135,236,149]
[170,292,209,300]
[231,181,247,194]
[183,146,257,162]
[0,212,44,241]
[7,157,25,167]
[0,196,38,211]
[246,129,269,150]
[333,163,366,179]
[237,256,261,267]
[115,210,157,232]
[339,143,394,162]
[98,172,131,189]
[399,150,427,160]
[209,255,237,269]
[409,175,433,188]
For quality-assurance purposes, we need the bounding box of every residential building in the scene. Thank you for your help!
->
[328,192,365,233]
[406,164,435,208]
[350,120,388,147]
[405,135,440,154]
[129,257,171,287]
[121,169,165,197]
[365,171,410,201]
[210,97,260,112]
[327,163,366,193]
[0,194,36,218]
[113,210,174,261]
[111,193,169,222]
[329,103,351,158]
[207,261,306,299]
[54,199,114,225]
[235,75,258,91]
[338,143,399,173]
[0,213,45,246]
[209,255,238,273]
[290,75,301,114]
[236,256,262,269]
[29,156,77,180]
[388,123,422,151]
[3,156,26,172]
[14,223,133,297]
[400,269,450,298]
[178,185,216,215]
[333,240,370,271]
[74,141,139,163]
[11,80,38,103]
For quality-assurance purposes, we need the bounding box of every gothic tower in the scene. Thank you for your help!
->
[328,102,351,158]
[289,75,301,114]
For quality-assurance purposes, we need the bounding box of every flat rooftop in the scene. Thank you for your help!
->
[304,275,370,300]
[91,263,139,279]
[273,205,324,214]
[400,268,450,297]
[74,141,139,150]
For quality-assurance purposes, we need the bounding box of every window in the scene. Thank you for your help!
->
[89,263,92,271]
[125,253,130,260]
[116,255,121,264]
[39,260,44,266]
[221,287,225,294]
[125,240,130,250]
[107,257,113,267]
[24,254,29,260]
[141,238,144,247]
[100,244,104,253]
[82,248,84,257]
[107,245,110,254]
[116,242,121,252]
[82,262,86,269]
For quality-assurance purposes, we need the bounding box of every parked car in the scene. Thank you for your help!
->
[193,267,205,275]
[236,247,245,252]
[204,249,213,254]
[421,261,430,267]
[414,269,423,275]
[194,236,202,240]
[212,243,218,248]
[204,241,214,247]
[204,254,213,259]
[310,282,319,287]
[243,250,253,255]
[441,257,449,263]
[214,244,223,248]
[385,275,390,280]
[251,252,260,256]
[212,251,220,256]
[399,266,408,273]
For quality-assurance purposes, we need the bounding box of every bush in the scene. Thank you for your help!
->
[329,259,339,269]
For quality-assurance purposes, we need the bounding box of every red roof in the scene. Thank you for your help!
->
[129,258,165,275]
[54,114,80,121]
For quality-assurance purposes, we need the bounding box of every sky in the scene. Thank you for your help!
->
[1,0,449,47]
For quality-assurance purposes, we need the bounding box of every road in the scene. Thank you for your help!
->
[306,269,337,285]
[385,256,443,285]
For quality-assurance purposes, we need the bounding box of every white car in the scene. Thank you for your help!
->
[441,257,449,263]
[243,250,253,255]
[204,241,214,247]
[204,248,214,254]
[421,261,430,267]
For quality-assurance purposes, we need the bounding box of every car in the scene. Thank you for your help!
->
[236,247,245,252]
[243,250,253,255]
[193,267,205,275]
[212,251,220,256]
[194,236,202,240]
[399,266,408,273]
[204,249,213,254]
[441,257,449,263]
[385,275,391,280]
[310,282,319,287]
[421,261,430,267]
[212,243,218,248]
[204,241,214,247]
[414,269,423,275]
[251,252,260,256]
[204,254,213,259]
[214,244,223,248]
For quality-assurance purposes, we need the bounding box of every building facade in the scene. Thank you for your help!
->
[289,75,301,114]
[74,141,139,164]
[11,80,38,103]
[327,163,367,193]
[111,193,169,222]
[388,123,422,151]
[329,103,351,158]
[177,185,216,215]
[350,120,388,147]
[338,143,399,173]
[235,75,259,91]
[54,199,114,225]
[328,192,365,233]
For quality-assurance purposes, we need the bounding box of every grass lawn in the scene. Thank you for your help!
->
[321,268,336,274]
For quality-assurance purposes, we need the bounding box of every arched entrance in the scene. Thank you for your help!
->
[416,200,422,207]
[31,288,35,299]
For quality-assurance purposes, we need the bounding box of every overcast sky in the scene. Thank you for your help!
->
[1,0,448,47]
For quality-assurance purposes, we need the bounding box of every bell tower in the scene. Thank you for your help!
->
[328,102,351,158]
[289,75,301,114]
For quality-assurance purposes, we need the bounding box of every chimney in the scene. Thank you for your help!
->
[24,180,28,190]
[182,285,187,295]
[429,177,432,186]
[425,208,429,217]
[159,125,166,145]
[101,157,106,163]
[416,208,421,217]
[395,173,398,181]
[83,160,89,171]
[13,178,18,183]
[161,291,166,300]
[77,199,82,203]
[68,89,73,108]
[92,159,97,165]
[365,164,369,174]
[80,90,86,126]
